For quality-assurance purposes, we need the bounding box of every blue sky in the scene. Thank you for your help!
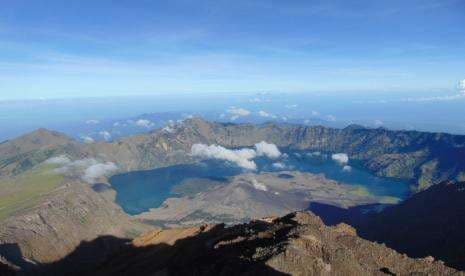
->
[0,0,464,100]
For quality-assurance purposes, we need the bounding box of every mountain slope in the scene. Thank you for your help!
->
[35,211,460,275]
[356,181,465,270]
[0,129,149,271]
[0,129,86,177]
[0,180,148,270]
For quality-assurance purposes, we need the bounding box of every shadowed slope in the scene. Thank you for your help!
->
[25,212,459,275]
[310,181,465,270]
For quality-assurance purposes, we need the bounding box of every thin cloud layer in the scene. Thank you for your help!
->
[82,162,118,183]
[45,155,71,165]
[399,78,465,102]
[135,119,155,128]
[460,79,465,94]
[85,119,100,125]
[258,110,277,118]
[46,156,118,184]
[81,136,95,143]
[227,107,251,121]
[251,178,268,192]
[343,165,352,172]
[99,130,112,141]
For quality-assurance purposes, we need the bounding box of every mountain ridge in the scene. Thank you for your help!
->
[25,211,461,275]
[3,117,465,190]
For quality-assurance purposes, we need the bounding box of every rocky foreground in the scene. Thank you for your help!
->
[11,211,458,275]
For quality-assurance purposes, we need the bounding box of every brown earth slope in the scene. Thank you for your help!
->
[32,211,461,275]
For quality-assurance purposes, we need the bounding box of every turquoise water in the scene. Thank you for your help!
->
[110,150,410,215]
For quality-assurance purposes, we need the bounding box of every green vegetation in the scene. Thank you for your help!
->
[378,196,401,204]
[349,186,371,197]
[348,186,400,204]
[0,164,64,220]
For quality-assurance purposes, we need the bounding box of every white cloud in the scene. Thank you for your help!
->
[162,126,175,133]
[374,120,384,126]
[51,157,118,184]
[304,119,310,124]
[191,144,257,170]
[401,94,465,102]
[285,104,297,109]
[258,110,277,118]
[251,178,268,191]
[311,110,319,116]
[190,141,281,170]
[135,119,155,128]
[81,136,95,143]
[45,155,71,165]
[272,162,286,169]
[307,151,321,157]
[227,106,251,120]
[83,162,118,183]
[326,115,336,122]
[343,165,352,172]
[399,79,465,102]
[332,153,349,164]
[99,130,112,141]
[459,79,465,94]
[85,119,100,125]
[255,141,281,159]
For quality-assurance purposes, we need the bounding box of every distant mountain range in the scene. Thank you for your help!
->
[4,117,464,190]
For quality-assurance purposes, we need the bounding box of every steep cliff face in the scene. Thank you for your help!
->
[34,211,460,275]
[355,181,465,270]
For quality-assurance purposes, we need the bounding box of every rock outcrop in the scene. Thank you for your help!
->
[310,181,465,271]
[34,211,461,275]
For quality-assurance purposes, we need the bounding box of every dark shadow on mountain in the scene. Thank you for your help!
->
[91,183,113,193]
[308,181,465,271]
[0,261,16,276]
[0,243,35,271]
[308,202,389,226]
[21,218,297,276]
